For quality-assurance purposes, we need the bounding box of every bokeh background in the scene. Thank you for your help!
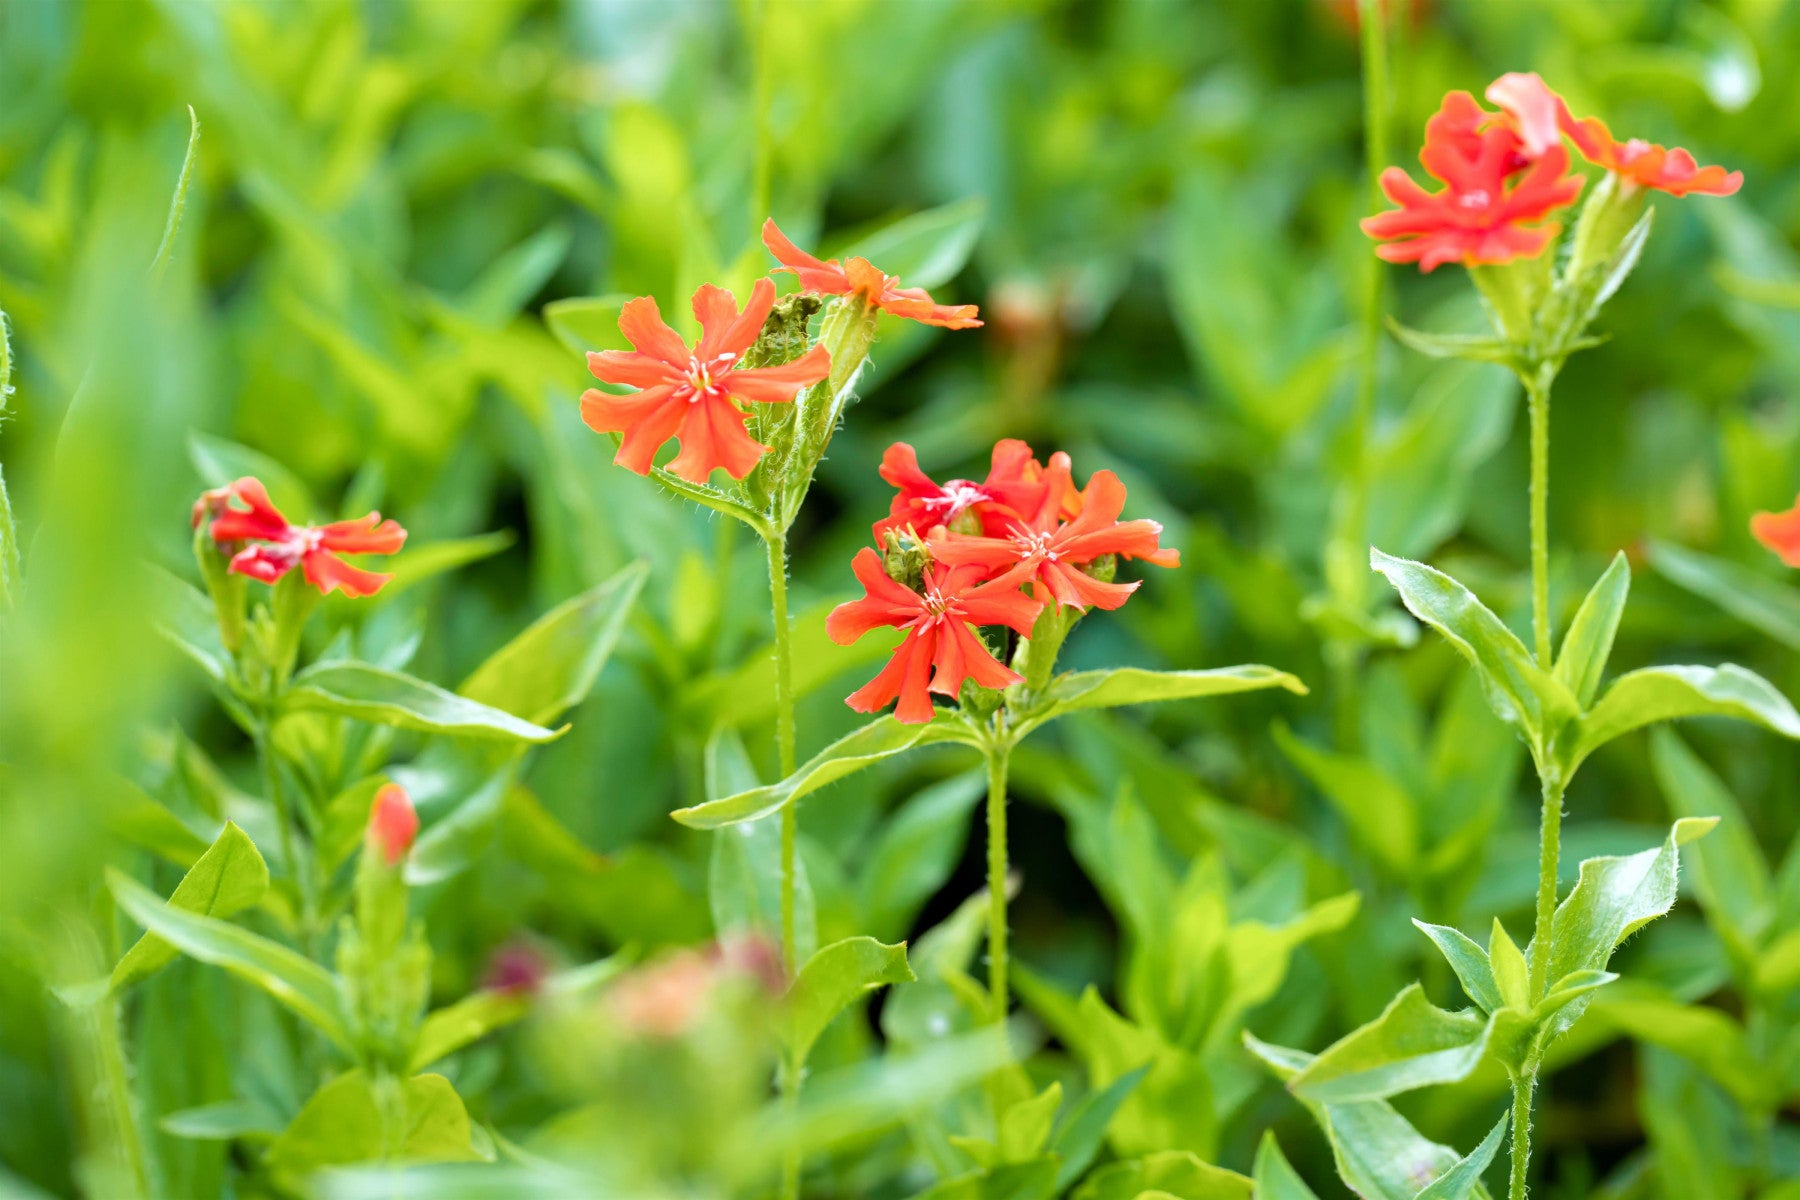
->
[4,0,1800,1196]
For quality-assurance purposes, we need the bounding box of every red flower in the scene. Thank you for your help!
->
[827,548,1041,724]
[1487,72,1742,198]
[581,279,831,483]
[872,439,1064,541]
[367,784,418,866]
[1752,497,1800,568]
[1362,91,1584,271]
[204,478,406,598]
[929,466,1178,612]
[762,219,982,329]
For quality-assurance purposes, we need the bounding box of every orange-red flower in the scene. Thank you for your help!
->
[1487,72,1742,197]
[827,549,1041,723]
[872,439,1064,541]
[1363,91,1584,271]
[1752,496,1800,568]
[367,783,418,866]
[929,465,1179,611]
[582,279,831,483]
[203,478,406,598]
[762,219,982,329]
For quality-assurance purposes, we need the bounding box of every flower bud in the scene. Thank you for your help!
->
[880,528,931,594]
[368,784,418,866]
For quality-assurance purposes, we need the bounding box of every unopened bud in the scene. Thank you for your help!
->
[368,784,418,866]
[881,528,931,594]
[1082,553,1118,584]
[947,506,984,537]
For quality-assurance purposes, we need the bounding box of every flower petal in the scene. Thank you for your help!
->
[302,549,393,598]
[618,295,692,366]
[725,344,831,404]
[667,393,767,482]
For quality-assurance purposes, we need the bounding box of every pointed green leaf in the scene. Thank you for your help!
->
[1048,1065,1148,1192]
[1370,550,1577,751]
[1570,664,1800,770]
[671,716,978,830]
[1648,539,1800,652]
[997,1083,1062,1163]
[1487,920,1530,1012]
[111,822,268,993]
[1589,991,1770,1113]
[283,662,565,743]
[1414,1113,1507,1200]
[1274,724,1418,874]
[1554,552,1630,707]
[266,1070,479,1171]
[107,869,354,1052]
[1412,922,1502,1014]
[1072,1150,1252,1200]
[788,936,913,1063]
[1030,665,1306,730]
[1384,318,1516,366]
[151,105,201,276]
[160,1098,283,1142]
[1650,729,1772,953]
[543,294,631,356]
[1253,1132,1321,1199]
[1289,983,1489,1103]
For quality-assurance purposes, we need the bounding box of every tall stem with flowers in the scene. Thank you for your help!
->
[1248,72,1800,1200]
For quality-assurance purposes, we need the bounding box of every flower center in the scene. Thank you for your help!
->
[1010,529,1057,562]
[684,353,739,402]
[1456,188,1491,209]
[921,588,952,618]
[923,480,990,516]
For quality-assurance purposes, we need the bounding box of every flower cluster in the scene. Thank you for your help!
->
[582,221,981,484]
[829,442,1178,723]
[193,477,407,598]
[1365,72,1740,271]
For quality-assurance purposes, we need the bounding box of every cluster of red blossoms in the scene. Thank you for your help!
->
[1365,72,1741,271]
[581,221,981,485]
[192,478,408,598]
[828,442,1178,723]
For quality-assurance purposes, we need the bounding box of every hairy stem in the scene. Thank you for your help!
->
[765,531,801,1200]
[1527,373,1553,667]
[1529,774,1565,1000]
[1509,1070,1533,1200]
[986,742,1011,1021]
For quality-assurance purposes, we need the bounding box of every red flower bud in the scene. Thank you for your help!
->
[368,784,418,866]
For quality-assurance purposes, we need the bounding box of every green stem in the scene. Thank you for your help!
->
[1528,774,1565,1000]
[985,741,1011,1021]
[254,722,312,928]
[92,997,151,1198]
[765,531,801,1200]
[1353,0,1390,466]
[1527,372,1553,667]
[1508,1070,1533,1200]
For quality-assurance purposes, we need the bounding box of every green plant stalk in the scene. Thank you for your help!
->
[92,996,151,1199]
[986,740,1011,1020]
[1528,775,1565,1000]
[765,529,801,1200]
[253,722,311,930]
[1508,1067,1533,1200]
[1526,372,1553,667]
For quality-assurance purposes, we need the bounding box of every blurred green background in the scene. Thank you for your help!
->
[4,0,1800,1196]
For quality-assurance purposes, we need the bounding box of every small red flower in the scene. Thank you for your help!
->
[1752,497,1800,568]
[1488,72,1742,198]
[367,783,418,866]
[929,466,1178,612]
[1363,91,1584,271]
[582,279,832,483]
[762,219,982,329]
[872,439,1063,541]
[204,478,406,598]
[827,548,1041,724]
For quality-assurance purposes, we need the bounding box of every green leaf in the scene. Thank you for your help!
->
[1587,990,1770,1113]
[1289,983,1489,1103]
[107,869,354,1052]
[1570,664,1800,770]
[542,294,632,357]
[457,561,645,726]
[1412,922,1502,1014]
[707,729,817,959]
[844,198,986,292]
[671,716,978,830]
[1648,539,1800,652]
[1554,552,1630,708]
[187,432,315,523]
[998,1083,1062,1163]
[787,936,914,1063]
[1273,724,1417,874]
[1031,664,1306,725]
[375,531,516,601]
[1650,729,1772,954]
[317,777,389,876]
[151,105,201,277]
[1487,920,1529,1012]
[159,1099,284,1142]
[1414,1113,1507,1200]
[111,822,269,993]
[282,662,564,743]
[1538,818,1718,1044]
[152,567,231,684]
[1048,1065,1148,1192]
[1072,1151,1252,1200]
[266,1070,480,1171]
[1370,550,1577,755]
[858,770,984,938]
[1252,1132,1321,1199]
[1384,318,1516,366]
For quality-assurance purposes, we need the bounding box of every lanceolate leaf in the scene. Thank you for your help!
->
[1274,725,1418,875]
[1384,318,1516,366]
[1569,664,1800,770]
[1252,1132,1322,1200]
[1650,729,1773,953]
[672,717,979,830]
[283,662,565,743]
[1288,983,1489,1104]
[1554,552,1630,708]
[1031,665,1306,724]
[1414,1114,1508,1200]
[787,937,914,1062]
[1370,550,1576,755]
[1413,921,1503,1014]
[111,822,269,994]
[1648,539,1800,651]
[107,869,355,1052]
